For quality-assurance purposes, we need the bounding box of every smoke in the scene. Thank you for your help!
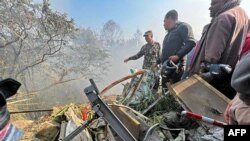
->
[96,42,144,96]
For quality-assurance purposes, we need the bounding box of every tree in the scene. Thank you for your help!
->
[36,28,110,92]
[133,29,143,47]
[0,0,109,92]
[100,20,124,47]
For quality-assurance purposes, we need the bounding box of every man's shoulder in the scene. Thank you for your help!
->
[142,43,150,49]
[176,22,192,31]
[153,42,160,46]
[218,6,247,21]
[224,6,247,15]
[217,11,234,20]
[178,22,191,28]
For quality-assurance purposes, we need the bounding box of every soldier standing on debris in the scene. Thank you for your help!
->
[161,9,196,87]
[124,30,161,70]
[189,0,249,99]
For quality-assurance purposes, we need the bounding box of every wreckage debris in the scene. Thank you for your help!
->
[9,70,226,141]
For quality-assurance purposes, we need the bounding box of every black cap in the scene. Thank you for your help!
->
[143,30,153,37]
[165,9,178,20]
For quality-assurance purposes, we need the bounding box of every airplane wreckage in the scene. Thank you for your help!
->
[1,68,230,141]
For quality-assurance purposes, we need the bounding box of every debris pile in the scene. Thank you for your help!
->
[10,70,225,141]
[12,104,92,141]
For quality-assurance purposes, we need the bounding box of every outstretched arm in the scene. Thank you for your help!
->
[124,47,144,63]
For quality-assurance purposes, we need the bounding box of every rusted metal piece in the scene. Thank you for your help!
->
[100,69,145,96]
[10,109,53,114]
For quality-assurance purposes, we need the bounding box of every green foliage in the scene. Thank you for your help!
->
[119,70,158,111]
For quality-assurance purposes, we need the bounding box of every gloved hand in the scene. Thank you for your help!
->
[200,63,232,82]
[218,64,232,74]
[209,64,223,76]
[208,64,232,77]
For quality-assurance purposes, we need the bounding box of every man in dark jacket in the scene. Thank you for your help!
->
[161,9,196,87]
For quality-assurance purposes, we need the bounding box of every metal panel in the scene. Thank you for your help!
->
[110,106,140,140]
[168,74,230,122]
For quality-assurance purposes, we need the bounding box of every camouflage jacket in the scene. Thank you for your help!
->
[128,42,160,69]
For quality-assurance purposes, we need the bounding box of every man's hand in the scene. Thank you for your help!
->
[224,95,237,124]
[224,103,232,124]
[169,55,179,63]
[124,58,129,63]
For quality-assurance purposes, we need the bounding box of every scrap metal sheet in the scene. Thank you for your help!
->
[168,75,230,122]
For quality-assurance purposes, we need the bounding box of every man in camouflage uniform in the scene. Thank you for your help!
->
[124,30,161,70]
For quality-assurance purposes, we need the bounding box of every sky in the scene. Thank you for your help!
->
[43,0,250,41]
[34,0,250,93]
